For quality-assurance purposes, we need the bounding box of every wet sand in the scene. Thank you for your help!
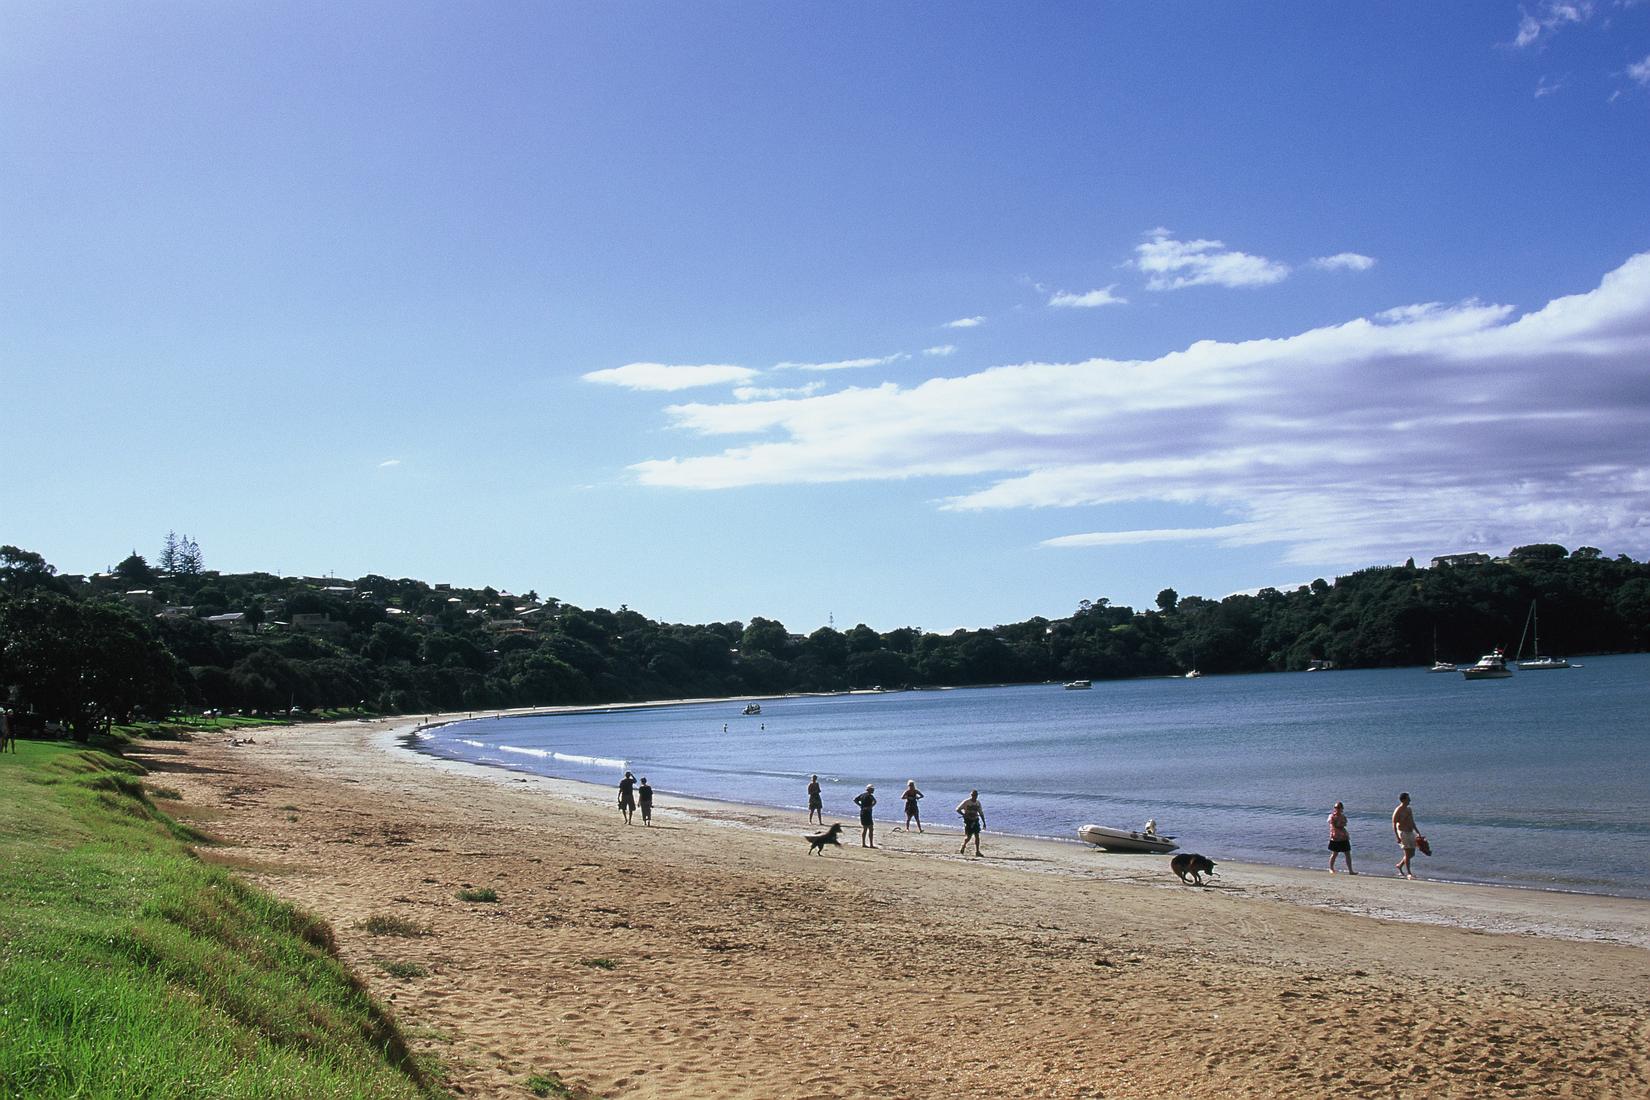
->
[133,714,1650,1098]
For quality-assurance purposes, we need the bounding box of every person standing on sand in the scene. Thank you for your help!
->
[1328,800,1355,875]
[957,790,985,856]
[853,784,877,848]
[901,780,924,832]
[618,771,637,825]
[807,774,824,824]
[1392,792,1418,879]
[638,777,654,826]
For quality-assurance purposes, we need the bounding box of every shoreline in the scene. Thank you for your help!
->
[406,699,1650,912]
[383,714,1650,949]
[136,711,1650,1098]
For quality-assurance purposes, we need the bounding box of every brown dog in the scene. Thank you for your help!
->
[1170,853,1218,886]
[806,822,844,854]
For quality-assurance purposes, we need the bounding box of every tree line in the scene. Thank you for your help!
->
[3,541,1648,740]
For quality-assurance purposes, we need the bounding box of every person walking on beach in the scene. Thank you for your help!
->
[901,780,924,832]
[957,790,985,856]
[638,777,654,826]
[618,771,637,825]
[1392,792,1418,879]
[807,774,824,824]
[853,784,877,848]
[1328,800,1355,875]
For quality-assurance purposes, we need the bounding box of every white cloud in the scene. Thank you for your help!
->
[775,353,907,372]
[619,252,1650,569]
[945,316,985,328]
[1048,285,1128,309]
[1534,75,1566,98]
[1628,53,1650,87]
[1134,230,1291,290]
[923,344,958,357]
[1043,525,1255,549]
[734,382,825,401]
[1514,1,1595,48]
[582,362,757,391]
[1309,252,1377,272]
[378,458,402,468]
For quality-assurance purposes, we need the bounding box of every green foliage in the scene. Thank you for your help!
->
[0,741,436,1098]
[455,887,498,903]
[3,544,1649,724]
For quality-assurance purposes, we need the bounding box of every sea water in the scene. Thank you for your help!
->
[412,653,1650,899]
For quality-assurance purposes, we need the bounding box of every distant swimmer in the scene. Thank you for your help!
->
[618,771,637,825]
[807,774,824,824]
[853,784,877,848]
[956,790,985,856]
[638,777,654,826]
[901,780,924,832]
[1392,792,1417,879]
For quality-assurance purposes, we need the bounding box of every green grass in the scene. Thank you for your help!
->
[525,1070,574,1098]
[376,960,430,980]
[0,739,442,1099]
[578,958,617,971]
[455,887,498,903]
[359,914,433,938]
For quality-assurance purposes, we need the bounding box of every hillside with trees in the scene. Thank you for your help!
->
[3,541,1648,737]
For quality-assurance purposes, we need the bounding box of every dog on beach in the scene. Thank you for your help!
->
[806,822,844,854]
[1170,853,1218,886]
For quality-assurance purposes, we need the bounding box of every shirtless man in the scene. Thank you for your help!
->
[956,790,985,856]
[1392,792,1418,879]
[807,774,824,825]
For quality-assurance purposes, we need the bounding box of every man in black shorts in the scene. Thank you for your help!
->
[807,774,824,824]
[956,790,985,856]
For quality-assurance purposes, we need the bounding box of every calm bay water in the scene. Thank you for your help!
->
[412,653,1650,899]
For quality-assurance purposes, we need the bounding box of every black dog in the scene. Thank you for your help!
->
[1170,853,1218,886]
[806,822,844,854]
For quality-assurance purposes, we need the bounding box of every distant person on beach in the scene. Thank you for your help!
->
[1328,800,1355,874]
[853,784,877,848]
[901,780,924,832]
[1392,792,1418,879]
[957,790,985,856]
[807,774,824,824]
[638,777,653,826]
[618,771,637,825]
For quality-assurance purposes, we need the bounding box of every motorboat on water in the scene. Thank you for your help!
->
[742,703,762,715]
[1077,821,1179,854]
[1429,660,1458,673]
[1460,649,1513,680]
[1183,669,1202,679]
[1064,679,1092,690]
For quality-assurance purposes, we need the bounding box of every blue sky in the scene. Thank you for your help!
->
[5,3,1649,632]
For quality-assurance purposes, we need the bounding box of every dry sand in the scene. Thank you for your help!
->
[132,715,1650,1098]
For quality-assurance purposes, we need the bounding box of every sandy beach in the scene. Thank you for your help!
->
[131,714,1650,1098]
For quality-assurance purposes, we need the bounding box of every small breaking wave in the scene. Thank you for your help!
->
[499,745,552,759]
[553,751,627,769]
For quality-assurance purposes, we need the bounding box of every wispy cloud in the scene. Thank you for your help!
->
[1514,1,1595,48]
[923,344,958,357]
[945,316,985,328]
[1048,285,1128,309]
[775,353,907,372]
[1628,53,1650,87]
[619,252,1650,569]
[1135,230,1291,290]
[378,458,402,468]
[1534,75,1566,97]
[734,382,825,401]
[1309,252,1377,272]
[583,362,757,391]
[1043,525,1255,549]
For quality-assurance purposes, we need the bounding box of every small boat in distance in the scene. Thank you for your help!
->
[1460,649,1513,680]
[1184,669,1203,679]
[1515,600,1574,670]
[742,703,762,715]
[1429,660,1458,673]
[1064,679,1092,690]
[1078,822,1179,854]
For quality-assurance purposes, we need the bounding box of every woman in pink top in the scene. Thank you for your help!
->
[1327,801,1355,874]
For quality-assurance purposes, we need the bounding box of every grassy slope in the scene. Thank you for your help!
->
[0,740,438,1099]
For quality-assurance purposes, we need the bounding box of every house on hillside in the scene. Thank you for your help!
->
[203,612,249,632]
[1430,553,1492,568]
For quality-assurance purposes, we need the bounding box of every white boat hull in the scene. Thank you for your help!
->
[1078,824,1179,854]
